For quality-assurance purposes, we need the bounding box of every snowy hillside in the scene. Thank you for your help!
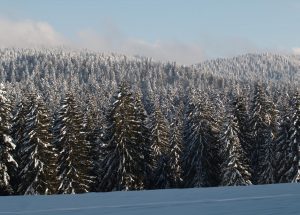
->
[0,183,299,215]
[196,53,300,84]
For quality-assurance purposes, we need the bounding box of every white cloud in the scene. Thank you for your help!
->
[0,17,205,64]
[0,18,67,48]
[292,47,300,55]
[76,29,205,64]
[0,17,272,64]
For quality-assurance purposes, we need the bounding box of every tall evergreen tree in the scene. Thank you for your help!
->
[54,93,94,194]
[0,85,17,195]
[148,101,170,189]
[232,92,252,176]
[275,111,295,183]
[133,92,152,189]
[183,91,220,187]
[292,92,300,182]
[17,94,57,195]
[289,91,300,182]
[11,96,30,181]
[168,102,184,188]
[78,96,102,191]
[219,114,251,186]
[98,83,148,191]
[250,84,278,184]
[275,91,300,182]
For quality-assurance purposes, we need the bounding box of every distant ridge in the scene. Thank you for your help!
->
[195,53,300,85]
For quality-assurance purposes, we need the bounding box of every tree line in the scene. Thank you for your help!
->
[0,81,299,195]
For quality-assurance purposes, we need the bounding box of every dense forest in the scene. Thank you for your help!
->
[0,48,299,195]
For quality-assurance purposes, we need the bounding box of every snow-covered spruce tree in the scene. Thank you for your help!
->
[275,111,296,183]
[83,103,106,192]
[168,102,184,188]
[17,94,57,195]
[219,113,251,186]
[148,100,170,189]
[133,92,152,189]
[250,83,278,184]
[11,96,31,164]
[290,92,300,182]
[183,91,220,188]
[0,85,17,195]
[273,89,292,183]
[98,83,148,191]
[89,107,110,192]
[54,92,94,194]
[231,92,252,179]
[11,94,34,193]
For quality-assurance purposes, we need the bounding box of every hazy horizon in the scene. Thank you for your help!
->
[1,0,300,64]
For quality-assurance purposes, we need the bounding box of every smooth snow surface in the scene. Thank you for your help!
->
[0,183,300,214]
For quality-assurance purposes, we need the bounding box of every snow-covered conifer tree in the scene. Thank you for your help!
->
[168,102,184,188]
[275,112,294,182]
[133,92,152,189]
[0,85,17,195]
[183,91,220,187]
[290,92,300,182]
[83,100,105,192]
[98,83,148,191]
[232,92,252,174]
[11,96,31,156]
[219,114,251,186]
[250,83,278,184]
[149,101,170,189]
[11,94,33,193]
[17,94,57,195]
[54,93,94,194]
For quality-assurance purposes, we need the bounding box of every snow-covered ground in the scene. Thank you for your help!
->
[1,183,299,215]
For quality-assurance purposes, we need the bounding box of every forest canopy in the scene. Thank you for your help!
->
[0,48,299,195]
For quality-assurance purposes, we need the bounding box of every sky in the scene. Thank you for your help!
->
[0,0,299,64]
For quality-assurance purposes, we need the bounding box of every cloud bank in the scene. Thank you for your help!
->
[76,29,204,64]
[0,17,297,64]
[292,47,300,55]
[0,18,67,48]
[0,17,205,64]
